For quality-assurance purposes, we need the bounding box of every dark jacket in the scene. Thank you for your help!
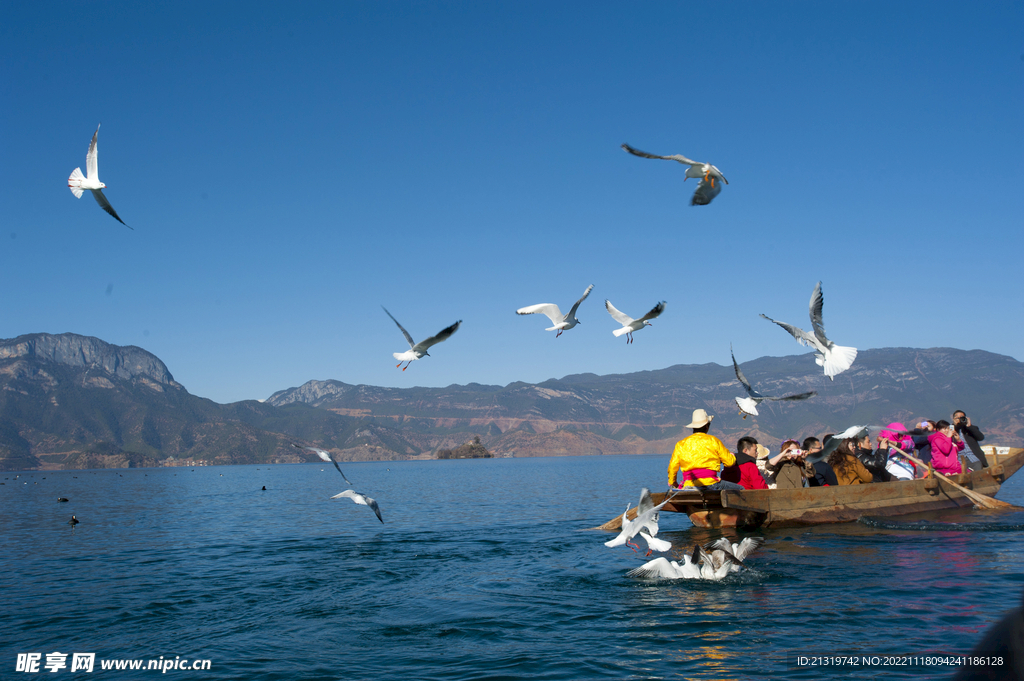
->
[957,423,987,467]
[805,460,839,487]
[911,431,933,464]
[856,446,892,483]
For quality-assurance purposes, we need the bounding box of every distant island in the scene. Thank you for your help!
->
[1,332,1022,471]
[436,436,493,459]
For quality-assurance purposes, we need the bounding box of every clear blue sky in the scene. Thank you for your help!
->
[2,2,1021,404]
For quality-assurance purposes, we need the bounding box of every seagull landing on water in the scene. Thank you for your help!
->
[731,345,816,418]
[68,125,131,229]
[760,282,857,381]
[604,488,679,555]
[291,443,352,485]
[331,490,383,523]
[627,544,703,580]
[605,300,665,344]
[516,284,594,338]
[382,307,461,371]
[621,143,728,206]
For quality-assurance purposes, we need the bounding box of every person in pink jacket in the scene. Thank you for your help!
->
[928,419,966,475]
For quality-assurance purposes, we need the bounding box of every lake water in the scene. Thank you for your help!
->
[3,454,1023,680]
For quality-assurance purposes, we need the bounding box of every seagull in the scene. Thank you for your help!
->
[516,284,594,337]
[68,125,131,229]
[605,300,665,344]
[291,443,352,485]
[760,282,858,380]
[621,143,729,206]
[731,344,817,418]
[696,545,734,581]
[706,536,765,573]
[627,544,704,580]
[330,490,383,523]
[382,307,461,371]
[604,488,679,552]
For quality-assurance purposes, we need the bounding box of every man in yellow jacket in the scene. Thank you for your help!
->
[668,409,744,490]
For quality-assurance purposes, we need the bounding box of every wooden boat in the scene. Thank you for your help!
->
[598,447,1024,531]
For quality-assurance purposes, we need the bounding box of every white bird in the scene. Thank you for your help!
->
[731,345,817,418]
[291,443,352,485]
[696,545,734,581]
[621,143,729,206]
[605,300,665,344]
[706,536,765,573]
[382,307,461,371]
[760,282,858,380]
[68,125,131,229]
[330,490,383,523]
[638,531,673,554]
[627,544,703,580]
[604,488,678,552]
[516,284,594,337]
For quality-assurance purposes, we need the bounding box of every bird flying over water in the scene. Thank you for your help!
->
[292,443,352,485]
[621,143,728,206]
[382,306,461,371]
[68,125,131,229]
[331,490,383,523]
[731,345,816,418]
[605,300,665,344]
[516,284,594,337]
[760,282,857,380]
[604,488,678,553]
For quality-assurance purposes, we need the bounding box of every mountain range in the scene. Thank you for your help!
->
[2,332,1022,471]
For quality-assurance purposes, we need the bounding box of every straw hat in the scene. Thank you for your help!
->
[685,408,713,428]
[755,444,770,460]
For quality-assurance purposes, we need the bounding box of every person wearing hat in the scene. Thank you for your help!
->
[667,409,744,490]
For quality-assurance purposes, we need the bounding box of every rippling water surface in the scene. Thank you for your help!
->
[3,455,1024,679]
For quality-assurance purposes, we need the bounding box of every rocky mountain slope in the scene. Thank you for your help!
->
[268,347,1024,457]
[3,333,1022,470]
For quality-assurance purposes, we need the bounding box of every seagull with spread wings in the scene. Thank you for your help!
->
[731,345,817,418]
[330,490,383,523]
[291,443,352,485]
[68,125,131,229]
[516,284,594,337]
[621,142,728,206]
[382,307,461,371]
[760,282,858,381]
[605,300,665,344]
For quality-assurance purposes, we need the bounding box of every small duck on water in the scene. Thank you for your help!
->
[58,497,69,502]
[69,515,80,526]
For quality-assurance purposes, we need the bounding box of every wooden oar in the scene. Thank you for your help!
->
[889,446,1016,509]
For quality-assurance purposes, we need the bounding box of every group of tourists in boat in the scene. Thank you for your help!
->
[667,408,989,492]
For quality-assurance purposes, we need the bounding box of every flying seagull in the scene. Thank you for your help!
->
[604,488,679,553]
[330,490,383,523]
[516,284,594,337]
[621,142,728,206]
[68,125,131,229]
[382,306,461,371]
[292,443,352,485]
[760,282,857,380]
[731,344,817,418]
[605,300,665,344]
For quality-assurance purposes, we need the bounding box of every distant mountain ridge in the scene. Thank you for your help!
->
[2,333,1022,470]
[268,346,1024,456]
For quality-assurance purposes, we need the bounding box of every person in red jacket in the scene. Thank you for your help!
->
[721,437,769,490]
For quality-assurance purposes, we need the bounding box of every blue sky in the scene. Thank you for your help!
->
[2,2,1021,404]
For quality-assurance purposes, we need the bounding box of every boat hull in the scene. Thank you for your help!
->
[596,448,1023,531]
